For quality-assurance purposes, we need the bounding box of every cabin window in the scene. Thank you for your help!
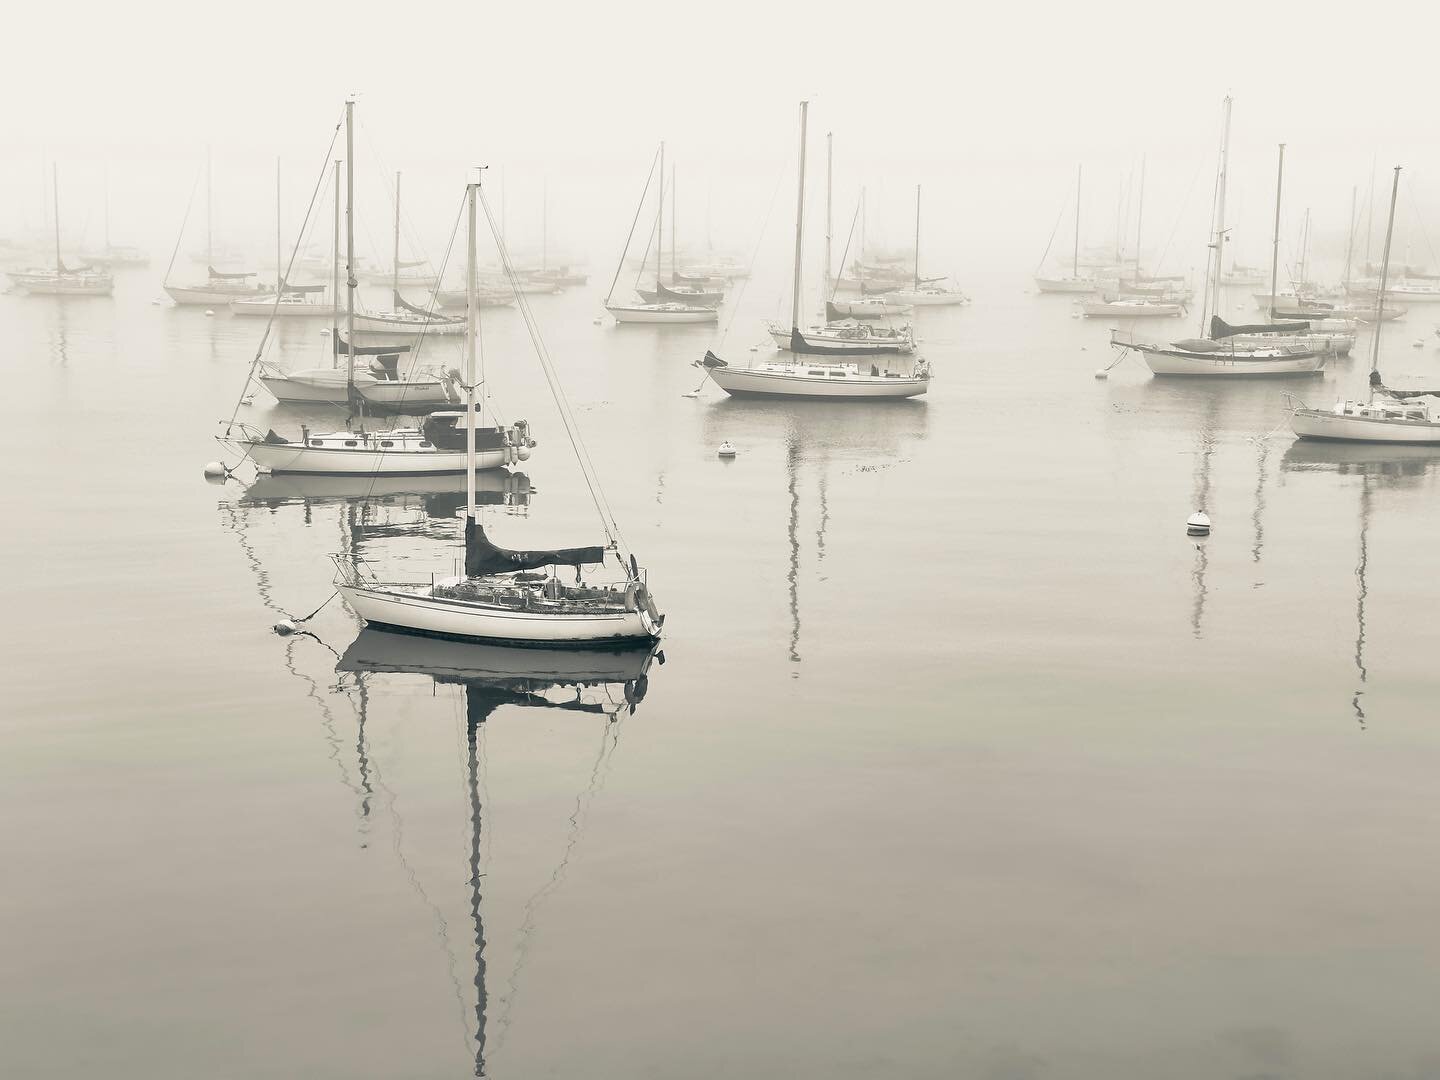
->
[344,440,358,447]
[807,369,825,376]
[829,371,846,377]
[309,440,324,446]
[380,440,394,447]
[419,441,431,448]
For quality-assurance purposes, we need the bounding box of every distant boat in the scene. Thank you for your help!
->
[354,169,464,335]
[164,148,265,304]
[637,280,725,307]
[231,284,336,317]
[7,167,114,297]
[1081,297,1184,318]
[604,142,717,324]
[1035,165,1097,294]
[826,298,911,319]
[873,186,969,308]
[701,101,929,399]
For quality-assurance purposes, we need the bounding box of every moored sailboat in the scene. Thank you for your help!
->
[7,167,114,297]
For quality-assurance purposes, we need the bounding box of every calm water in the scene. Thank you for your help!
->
[5,264,1440,1079]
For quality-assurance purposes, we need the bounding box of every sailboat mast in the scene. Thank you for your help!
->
[466,180,479,534]
[1343,185,1357,290]
[275,157,282,294]
[206,145,213,268]
[332,160,340,366]
[345,100,357,393]
[1073,165,1081,278]
[1205,95,1233,334]
[1134,156,1145,280]
[103,166,110,256]
[1370,166,1401,375]
[542,178,548,271]
[656,142,664,287]
[825,132,833,289]
[670,165,676,283]
[392,171,401,298]
[52,165,61,272]
[790,100,808,330]
[913,184,921,290]
[1268,143,1285,321]
[1300,208,1310,287]
[859,187,866,296]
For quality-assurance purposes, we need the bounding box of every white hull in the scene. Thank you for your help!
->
[230,298,337,317]
[607,304,718,324]
[340,584,659,644]
[884,290,968,306]
[165,283,264,305]
[710,364,929,399]
[351,312,465,335]
[15,278,112,296]
[1081,300,1184,317]
[1292,406,1440,443]
[1142,348,1326,376]
[1035,276,1097,293]
[246,441,515,474]
[829,299,912,316]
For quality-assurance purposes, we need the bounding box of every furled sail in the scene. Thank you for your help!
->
[335,335,412,356]
[1373,369,1440,399]
[281,282,327,294]
[1210,315,1310,338]
[464,519,604,577]
[657,281,721,306]
[698,350,728,369]
[208,266,255,279]
[393,290,460,320]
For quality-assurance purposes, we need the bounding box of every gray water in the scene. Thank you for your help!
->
[5,264,1440,1079]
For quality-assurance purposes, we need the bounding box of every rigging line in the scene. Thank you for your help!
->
[632,203,661,293]
[715,158,788,349]
[224,112,343,433]
[604,146,661,306]
[1034,202,1065,276]
[829,199,861,302]
[1403,177,1439,274]
[359,117,441,276]
[479,188,632,562]
[161,166,203,286]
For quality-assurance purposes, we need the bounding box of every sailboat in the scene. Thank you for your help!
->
[526,184,589,288]
[231,159,337,318]
[254,155,458,411]
[163,149,267,305]
[333,176,663,645]
[352,170,465,337]
[7,167,114,296]
[876,186,968,307]
[1110,98,1327,377]
[231,101,527,458]
[604,143,718,325]
[1034,166,1097,293]
[80,170,149,267]
[700,101,929,399]
[826,187,913,318]
[1292,167,1440,443]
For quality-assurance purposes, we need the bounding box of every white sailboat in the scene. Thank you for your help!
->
[702,101,929,399]
[1035,166,1097,293]
[1109,98,1327,377]
[604,143,718,325]
[231,159,337,318]
[1293,167,1440,444]
[7,167,114,297]
[352,170,466,337]
[334,177,664,646]
[877,186,968,307]
[163,148,266,305]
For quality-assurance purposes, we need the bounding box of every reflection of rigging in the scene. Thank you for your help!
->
[336,631,660,1078]
[1250,436,1270,566]
[786,435,802,665]
[1190,405,1218,639]
[1353,471,1371,728]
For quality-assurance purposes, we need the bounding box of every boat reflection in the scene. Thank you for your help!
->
[701,398,928,667]
[336,630,661,1075]
[242,469,532,510]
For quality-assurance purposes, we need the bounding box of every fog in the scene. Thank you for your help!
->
[7,0,1440,282]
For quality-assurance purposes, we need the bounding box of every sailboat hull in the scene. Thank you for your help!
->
[244,442,515,475]
[767,326,913,355]
[1292,408,1440,443]
[1034,276,1097,293]
[339,585,660,645]
[1141,346,1326,376]
[164,283,264,304]
[606,304,718,323]
[351,312,466,336]
[709,365,929,399]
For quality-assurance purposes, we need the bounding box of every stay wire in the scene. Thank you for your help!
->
[604,147,661,306]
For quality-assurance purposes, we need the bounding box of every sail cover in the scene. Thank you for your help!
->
[465,519,604,577]
[1373,369,1440,399]
[208,266,256,279]
[698,350,728,369]
[58,258,92,274]
[281,282,327,295]
[1211,315,1311,338]
[393,290,460,320]
[335,335,412,356]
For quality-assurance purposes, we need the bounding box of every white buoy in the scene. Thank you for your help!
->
[592,317,602,325]
[1414,339,1425,348]
[717,441,737,458]
[202,461,228,479]
[1187,510,1211,536]
[749,345,759,352]
[205,308,215,317]
[273,619,298,636]
[319,327,330,336]
[1094,369,1109,379]
[150,298,162,305]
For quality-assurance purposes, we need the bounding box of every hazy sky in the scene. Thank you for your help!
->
[6,0,1440,279]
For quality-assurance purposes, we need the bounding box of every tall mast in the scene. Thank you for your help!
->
[345,99,357,395]
[1134,156,1145,280]
[1343,185,1357,289]
[205,145,213,268]
[790,101,808,330]
[656,141,664,287]
[825,132,833,289]
[52,165,61,272]
[1073,165,1081,278]
[1300,208,1311,287]
[1370,166,1401,378]
[1364,156,1375,272]
[1114,182,1122,265]
[859,187,866,297]
[542,178,548,271]
[913,184,921,290]
[392,171,401,298]
[332,159,341,366]
[670,164,676,282]
[1205,95,1233,334]
[466,178,479,540]
[1268,143,1285,320]
[102,166,110,256]
[275,157,282,294]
